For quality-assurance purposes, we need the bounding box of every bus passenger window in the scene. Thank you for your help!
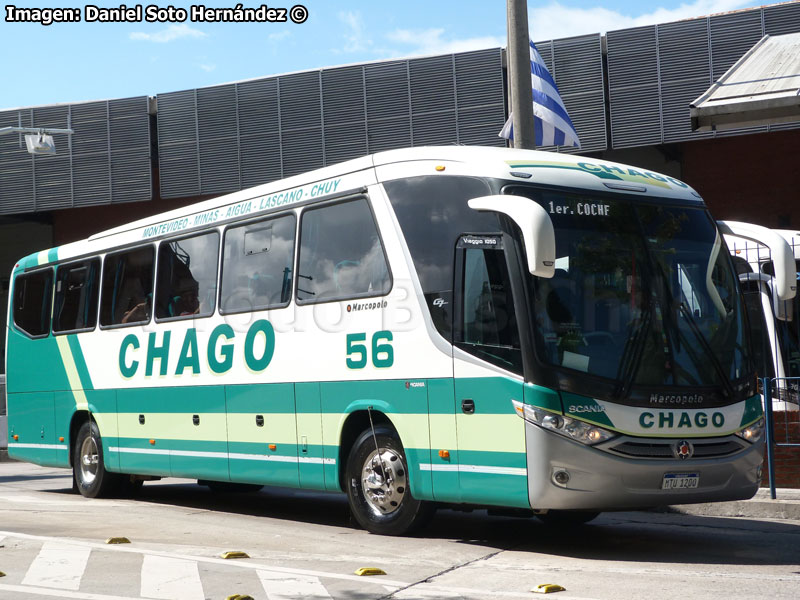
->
[13,269,53,338]
[53,259,100,333]
[220,214,295,314]
[156,231,219,321]
[100,246,154,327]
[296,198,391,303]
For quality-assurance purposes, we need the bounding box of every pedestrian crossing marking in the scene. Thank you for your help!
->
[258,569,333,599]
[22,541,91,590]
[0,583,140,600]
[140,555,204,600]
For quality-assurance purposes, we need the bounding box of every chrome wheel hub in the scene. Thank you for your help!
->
[361,447,407,516]
[80,436,99,484]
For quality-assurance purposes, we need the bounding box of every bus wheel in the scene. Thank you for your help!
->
[73,420,119,498]
[535,510,600,527]
[346,426,431,536]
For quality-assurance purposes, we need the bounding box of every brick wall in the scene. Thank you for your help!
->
[681,129,800,229]
[761,410,800,488]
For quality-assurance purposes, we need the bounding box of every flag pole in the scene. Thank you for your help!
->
[507,0,535,149]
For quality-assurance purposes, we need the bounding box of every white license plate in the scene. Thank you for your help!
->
[662,473,699,490]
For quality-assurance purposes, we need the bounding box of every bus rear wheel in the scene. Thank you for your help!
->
[346,426,432,536]
[73,420,119,498]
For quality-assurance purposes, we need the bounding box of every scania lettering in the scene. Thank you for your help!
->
[6,147,767,535]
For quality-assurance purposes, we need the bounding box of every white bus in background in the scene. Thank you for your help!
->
[721,223,799,410]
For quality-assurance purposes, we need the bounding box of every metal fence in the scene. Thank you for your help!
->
[763,377,800,497]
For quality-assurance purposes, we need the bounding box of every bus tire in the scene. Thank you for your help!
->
[346,426,432,536]
[535,510,600,527]
[73,420,119,498]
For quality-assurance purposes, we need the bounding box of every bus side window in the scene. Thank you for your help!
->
[455,245,522,375]
[100,246,154,327]
[220,213,295,314]
[53,259,100,333]
[12,269,54,338]
[156,231,219,321]
[296,198,391,304]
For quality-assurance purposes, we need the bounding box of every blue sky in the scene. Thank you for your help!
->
[0,1,788,109]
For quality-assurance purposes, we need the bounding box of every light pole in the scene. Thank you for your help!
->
[507,0,535,149]
[0,126,74,155]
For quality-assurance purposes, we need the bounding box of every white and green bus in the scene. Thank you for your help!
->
[6,147,770,534]
[723,224,800,408]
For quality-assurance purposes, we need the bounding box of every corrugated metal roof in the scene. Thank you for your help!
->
[691,32,800,131]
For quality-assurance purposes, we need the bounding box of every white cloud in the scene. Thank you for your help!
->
[199,63,216,72]
[386,28,503,56]
[335,10,372,54]
[529,1,752,40]
[129,24,208,43]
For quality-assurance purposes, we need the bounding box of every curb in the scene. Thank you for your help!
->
[668,489,800,521]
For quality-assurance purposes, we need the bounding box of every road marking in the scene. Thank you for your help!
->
[0,530,409,587]
[0,583,141,600]
[0,494,119,507]
[140,555,204,600]
[258,569,333,599]
[22,541,91,590]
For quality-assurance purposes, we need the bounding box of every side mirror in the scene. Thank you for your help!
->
[468,195,556,278]
[718,220,796,302]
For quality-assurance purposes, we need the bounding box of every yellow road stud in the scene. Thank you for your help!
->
[0,571,5,577]
[225,595,254,600]
[354,567,386,576]
[532,583,566,594]
[220,551,250,559]
[105,537,131,544]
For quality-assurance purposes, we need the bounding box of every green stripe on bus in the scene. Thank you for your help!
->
[66,335,94,391]
[739,394,763,427]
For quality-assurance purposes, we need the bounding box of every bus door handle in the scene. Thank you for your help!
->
[461,399,475,414]
[192,415,200,426]
[255,415,264,427]
[138,414,145,425]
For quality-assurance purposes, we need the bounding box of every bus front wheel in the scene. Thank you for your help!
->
[73,420,119,498]
[346,426,432,535]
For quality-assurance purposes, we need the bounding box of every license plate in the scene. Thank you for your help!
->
[662,473,699,490]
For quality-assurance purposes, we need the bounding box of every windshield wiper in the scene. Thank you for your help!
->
[678,301,736,399]
[615,306,651,398]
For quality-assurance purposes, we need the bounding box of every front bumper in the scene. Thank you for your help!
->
[525,421,764,511]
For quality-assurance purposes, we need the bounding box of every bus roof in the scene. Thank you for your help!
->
[16,146,702,270]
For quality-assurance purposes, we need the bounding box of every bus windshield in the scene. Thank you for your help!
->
[507,187,752,397]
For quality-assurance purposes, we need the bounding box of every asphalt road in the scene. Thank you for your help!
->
[1,461,799,600]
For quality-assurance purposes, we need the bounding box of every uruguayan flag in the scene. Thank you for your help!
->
[499,40,581,148]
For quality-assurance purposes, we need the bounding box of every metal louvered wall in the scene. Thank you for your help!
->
[607,2,800,149]
[0,97,151,216]
[157,48,507,199]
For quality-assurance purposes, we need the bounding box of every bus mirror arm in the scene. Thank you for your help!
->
[718,220,796,302]
[468,195,556,278]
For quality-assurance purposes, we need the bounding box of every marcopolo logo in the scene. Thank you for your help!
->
[649,393,704,406]
[346,300,388,313]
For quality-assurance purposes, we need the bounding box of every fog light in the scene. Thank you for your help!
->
[553,470,570,486]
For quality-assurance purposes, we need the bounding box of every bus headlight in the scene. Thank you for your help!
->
[734,418,765,443]
[512,400,616,445]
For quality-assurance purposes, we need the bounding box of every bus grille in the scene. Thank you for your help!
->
[608,439,746,459]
